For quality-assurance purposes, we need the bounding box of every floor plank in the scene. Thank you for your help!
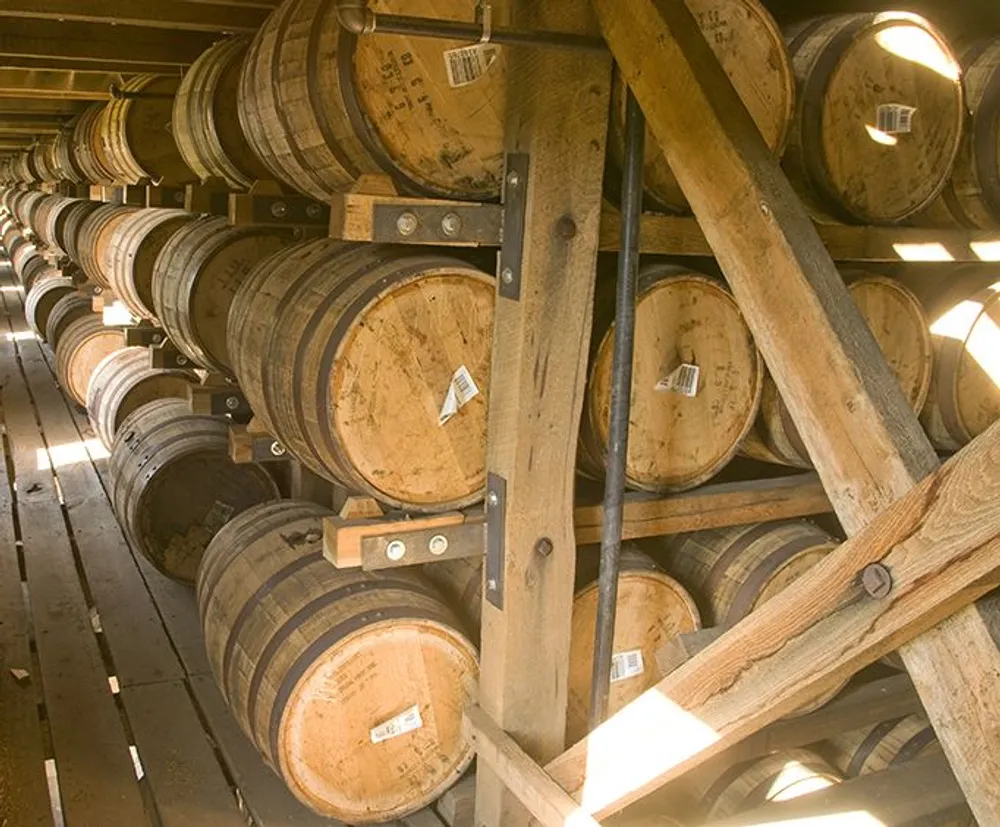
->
[120,680,247,827]
[0,283,153,826]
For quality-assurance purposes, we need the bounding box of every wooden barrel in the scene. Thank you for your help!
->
[32,194,71,249]
[12,151,38,185]
[45,293,93,350]
[2,227,25,261]
[25,271,75,340]
[566,547,701,744]
[687,749,840,820]
[77,204,140,287]
[229,241,494,511]
[31,140,61,185]
[103,75,196,186]
[53,128,85,184]
[742,274,933,467]
[650,519,844,712]
[238,0,505,202]
[579,264,763,492]
[920,274,1000,450]
[153,217,295,373]
[608,0,793,213]
[110,399,279,582]
[59,199,104,263]
[11,242,41,285]
[55,315,124,405]
[13,189,45,228]
[73,103,119,185]
[826,714,941,777]
[87,347,198,449]
[175,36,271,190]
[108,208,195,321]
[784,13,964,224]
[21,260,59,296]
[196,499,478,821]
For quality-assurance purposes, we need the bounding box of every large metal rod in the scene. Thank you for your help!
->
[335,1,606,51]
[589,88,645,729]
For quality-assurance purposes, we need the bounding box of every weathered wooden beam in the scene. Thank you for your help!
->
[0,98,88,114]
[0,55,181,73]
[474,1,611,825]
[0,69,113,99]
[0,1,268,33]
[535,421,1000,821]
[571,0,1000,823]
[0,120,63,134]
[0,19,218,66]
[704,753,970,827]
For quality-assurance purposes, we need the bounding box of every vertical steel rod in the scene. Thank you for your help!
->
[589,87,645,730]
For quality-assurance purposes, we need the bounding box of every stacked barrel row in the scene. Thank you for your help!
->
[2,1,999,232]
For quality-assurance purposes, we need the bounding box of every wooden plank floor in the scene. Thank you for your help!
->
[0,257,349,827]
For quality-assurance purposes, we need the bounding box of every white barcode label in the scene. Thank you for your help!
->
[439,365,481,425]
[370,705,423,744]
[444,44,499,88]
[655,363,700,397]
[610,649,645,683]
[876,104,916,134]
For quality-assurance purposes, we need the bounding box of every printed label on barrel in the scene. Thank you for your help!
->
[876,104,917,134]
[443,44,499,88]
[370,704,423,744]
[610,649,645,683]
[439,364,481,425]
[655,363,700,397]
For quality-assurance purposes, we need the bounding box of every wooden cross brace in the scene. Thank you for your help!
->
[468,0,1000,825]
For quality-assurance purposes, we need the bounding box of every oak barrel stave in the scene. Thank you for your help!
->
[76,204,140,288]
[55,314,124,405]
[24,270,74,340]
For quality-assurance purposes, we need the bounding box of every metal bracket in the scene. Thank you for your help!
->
[372,202,502,245]
[189,385,252,423]
[498,153,529,300]
[123,325,166,347]
[232,193,330,227]
[360,515,486,571]
[148,339,191,370]
[485,472,506,609]
[145,185,186,209]
[185,182,230,216]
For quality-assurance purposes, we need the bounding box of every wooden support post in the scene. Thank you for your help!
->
[533,1,1000,823]
[474,1,611,825]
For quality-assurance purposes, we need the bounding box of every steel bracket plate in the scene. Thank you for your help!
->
[123,325,165,348]
[237,194,330,226]
[251,436,289,463]
[485,472,506,609]
[498,153,530,300]
[372,202,502,245]
[360,515,486,571]
[148,340,191,371]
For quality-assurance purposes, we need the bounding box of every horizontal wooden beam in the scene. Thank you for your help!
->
[705,753,969,827]
[0,69,113,99]
[533,419,1000,821]
[0,98,89,114]
[0,19,218,67]
[0,55,180,73]
[0,122,63,134]
[0,1,269,33]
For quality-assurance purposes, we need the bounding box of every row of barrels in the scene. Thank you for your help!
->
[2,1,1000,229]
[7,189,1000,515]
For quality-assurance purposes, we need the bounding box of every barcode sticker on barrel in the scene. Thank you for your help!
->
[370,705,423,744]
[876,104,916,134]
[439,365,481,425]
[444,44,499,88]
[655,363,700,397]
[610,650,645,683]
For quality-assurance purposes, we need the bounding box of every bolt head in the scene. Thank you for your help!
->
[396,211,419,236]
[305,203,322,219]
[175,355,188,366]
[151,334,162,344]
[487,578,498,591]
[386,539,406,561]
[500,268,514,285]
[506,171,520,187]
[428,534,449,556]
[225,396,240,411]
[534,537,554,557]
[440,212,462,237]
[269,441,286,457]
[862,563,892,598]
[486,490,499,508]
[270,201,288,219]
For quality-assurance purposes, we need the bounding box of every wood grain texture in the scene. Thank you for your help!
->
[474,0,611,824]
[54,313,123,405]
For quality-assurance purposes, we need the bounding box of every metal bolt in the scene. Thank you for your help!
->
[305,203,322,220]
[759,201,771,217]
[151,333,162,344]
[175,355,188,366]
[535,537,553,558]
[861,563,892,599]
[173,191,184,204]
[428,534,449,556]
[486,490,499,508]
[270,201,288,219]
[487,577,498,591]
[440,212,462,237]
[386,539,406,561]
[396,211,419,236]
[506,171,520,188]
[500,267,514,285]
[269,441,286,457]
[225,396,240,411]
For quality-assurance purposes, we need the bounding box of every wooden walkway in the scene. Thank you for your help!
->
[0,257,355,827]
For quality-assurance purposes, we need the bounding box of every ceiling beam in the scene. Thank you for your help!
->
[0,0,269,33]
[0,69,113,100]
[0,19,218,67]
[0,121,64,134]
[0,56,180,73]
[0,98,89,115]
